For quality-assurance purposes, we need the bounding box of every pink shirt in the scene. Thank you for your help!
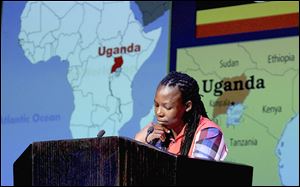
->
[167,116,228,161]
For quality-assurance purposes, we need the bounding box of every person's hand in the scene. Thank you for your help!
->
[134,123,170,144]
[146,123,170,143]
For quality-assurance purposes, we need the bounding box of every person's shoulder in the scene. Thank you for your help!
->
[199,116,220,129]
[197,116,225,136]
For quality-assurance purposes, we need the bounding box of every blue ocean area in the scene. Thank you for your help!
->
[276,113,299,186]
[1,2,73,185]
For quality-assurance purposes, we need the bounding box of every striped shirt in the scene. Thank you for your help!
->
[153,116,228,161]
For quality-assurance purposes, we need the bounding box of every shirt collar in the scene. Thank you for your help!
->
[170,124,186,142]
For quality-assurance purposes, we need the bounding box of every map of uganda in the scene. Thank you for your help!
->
[176,36,299,185]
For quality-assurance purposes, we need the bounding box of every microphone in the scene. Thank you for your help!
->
[145,126,154,144]
[97,129,105,138]
[147,126,154,135]
[146,125,171,150]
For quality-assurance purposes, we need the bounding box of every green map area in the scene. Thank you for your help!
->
[176,36,299,185]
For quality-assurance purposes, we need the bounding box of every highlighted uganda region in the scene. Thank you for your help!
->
[211,74,250,118]
[111,56,123,73]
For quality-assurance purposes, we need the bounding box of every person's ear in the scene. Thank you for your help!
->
[185,101,192,112]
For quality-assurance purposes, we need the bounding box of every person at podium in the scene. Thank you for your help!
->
[135,71,228,161]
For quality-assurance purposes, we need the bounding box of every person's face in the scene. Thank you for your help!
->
[154,85,187,130]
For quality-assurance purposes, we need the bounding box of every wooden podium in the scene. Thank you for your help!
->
[14,136,253,186]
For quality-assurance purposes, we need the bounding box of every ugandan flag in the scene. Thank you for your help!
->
[196,1,299,38]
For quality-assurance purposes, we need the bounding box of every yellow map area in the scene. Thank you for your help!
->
[176,36,299,185]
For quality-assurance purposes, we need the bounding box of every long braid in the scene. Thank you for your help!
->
[159,71,208,156]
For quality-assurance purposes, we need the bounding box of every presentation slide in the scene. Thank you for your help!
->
[1,1,171,185]
[172,1,299,186]
[1,1,299,186]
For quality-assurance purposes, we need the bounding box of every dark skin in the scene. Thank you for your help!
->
[135,85,192,143]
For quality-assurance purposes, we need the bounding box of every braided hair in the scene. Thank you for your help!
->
[159,71,208,156]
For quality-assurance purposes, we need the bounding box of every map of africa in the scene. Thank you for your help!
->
[1,1,170,185]
[176,36,299,185]
[18,1,167,137]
